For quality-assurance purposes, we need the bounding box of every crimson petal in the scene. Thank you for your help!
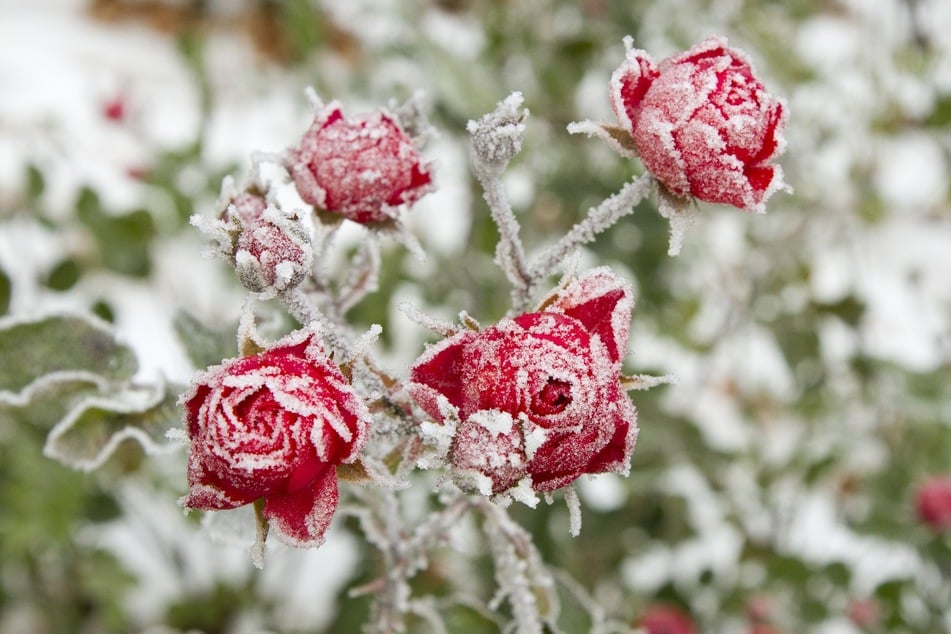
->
[264,468,339,548]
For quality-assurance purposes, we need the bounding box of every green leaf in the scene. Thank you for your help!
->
[75,187,156,277]
[172,311,236,369]
[44,382,184,471]
[0,266,9,316]
[25,163,45,201]
[0,313,137,398]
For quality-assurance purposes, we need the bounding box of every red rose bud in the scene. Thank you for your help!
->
[181,329,371,548]
[915,475,951,532]
[287,102,433,225]
[233,208,312,293]
[847,598,880,629]
[408,267,637,494]
[640,605,697,634]
[222,191,268,226]
[611,36,787,212]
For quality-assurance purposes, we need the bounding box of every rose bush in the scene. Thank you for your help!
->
[286,101,434,225]
[181,328,371,547]
[610,35,787,212]
[408,267,637,494]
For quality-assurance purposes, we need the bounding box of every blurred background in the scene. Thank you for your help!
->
[1,0,950,632]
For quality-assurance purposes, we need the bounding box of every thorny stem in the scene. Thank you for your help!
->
[529,173,654,279]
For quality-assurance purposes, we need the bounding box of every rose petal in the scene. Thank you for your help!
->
[554,268,634,364]
[264,467,339,547]
[610,47,658,133]
[408,330,478,418]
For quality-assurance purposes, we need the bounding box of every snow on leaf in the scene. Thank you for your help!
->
[0,312,137,398]
[44,381,183,471]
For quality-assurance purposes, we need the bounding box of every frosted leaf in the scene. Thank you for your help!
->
[0,312,137,397]
[566,119,638,159]
[400,302,460,337]
[621,373,677,391]
[44,381,182,471]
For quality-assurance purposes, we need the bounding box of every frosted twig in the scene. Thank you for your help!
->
[278,287,352,359]
[338,236,382,315]
[530,173,654,278]
[468,93,534,310]
[476,499,559,634]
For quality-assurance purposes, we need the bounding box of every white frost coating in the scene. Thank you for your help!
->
[521,421,549,461]
[507,477,540,509]
[564,485,582,537]
[44,382,177,472]
[469,409,515,436]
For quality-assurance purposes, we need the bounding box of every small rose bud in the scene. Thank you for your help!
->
[915,475,951,532]
[102,93,128,123]
[286,102,433,225]
[233,208,312,293]
[181,329,371,548]
[610,36,787,212]
[847,598,880,629]
[408,267,637,494]
[467,92,527,172]
[222,191,267,226]
[639,604,696,634]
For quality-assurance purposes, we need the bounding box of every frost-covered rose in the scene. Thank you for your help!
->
[611,36,787,212]
[408,268,637,494]
[181,329,371,547]
[232,210,312,293]
[217,191,312,293]
[287,102,434,225]
[915,476,951,532]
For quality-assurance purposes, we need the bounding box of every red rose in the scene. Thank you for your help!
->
[611,36,787,212]
[640,604,697,634]
[915,475,951,532]
[182,329,371,547]
[408,268,637,494]
[287,102,434,225]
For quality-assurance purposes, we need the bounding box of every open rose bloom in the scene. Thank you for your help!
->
[408,268,638,495]
[181,329,371,548]
[611,36,787,212]
[286,101,434,225]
